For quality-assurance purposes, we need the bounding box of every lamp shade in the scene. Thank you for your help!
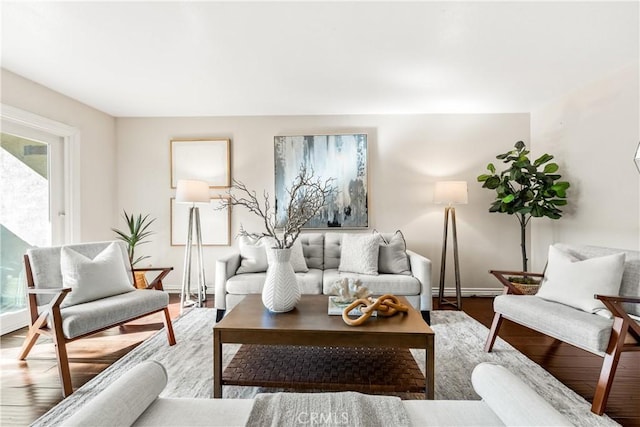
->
[635,141,640,173]
[434,181,468,205]
[176,179,210,204]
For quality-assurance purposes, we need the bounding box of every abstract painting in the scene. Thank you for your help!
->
[274,134,368,228]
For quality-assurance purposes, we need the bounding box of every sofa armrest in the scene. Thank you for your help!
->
[471,363,572,426]
[215,252,241,310]
[407,250,432,312]
[61,361,167,427]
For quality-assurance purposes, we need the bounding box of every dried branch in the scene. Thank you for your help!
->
[220,165,335,248]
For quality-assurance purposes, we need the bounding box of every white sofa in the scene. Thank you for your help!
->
[61,361,572,427]
[215,232,433,323]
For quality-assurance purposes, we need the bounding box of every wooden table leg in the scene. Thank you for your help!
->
[426,335,435,399]
[213,329,222,398]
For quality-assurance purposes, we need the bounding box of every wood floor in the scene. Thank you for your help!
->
[1,296,638,426]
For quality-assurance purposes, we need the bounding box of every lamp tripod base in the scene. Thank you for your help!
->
[438,206,462,310]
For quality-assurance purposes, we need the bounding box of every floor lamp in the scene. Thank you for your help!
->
[434,181,468,310]
[176,179,209,311]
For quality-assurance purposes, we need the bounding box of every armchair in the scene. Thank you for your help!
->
[484,243,639,415]
[19,241,176,397]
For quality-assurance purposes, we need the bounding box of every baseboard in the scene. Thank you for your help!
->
[432,288,503,297]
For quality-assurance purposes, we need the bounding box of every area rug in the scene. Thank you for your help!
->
[34,309,618,426]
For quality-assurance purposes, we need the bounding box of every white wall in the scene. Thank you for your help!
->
[1,69,117,241]
[530,63,640,271]
[116,114,530,293]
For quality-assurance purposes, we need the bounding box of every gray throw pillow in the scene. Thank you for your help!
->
[375,230,411,275]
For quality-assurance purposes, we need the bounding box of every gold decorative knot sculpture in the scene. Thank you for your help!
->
[342,294,409,326]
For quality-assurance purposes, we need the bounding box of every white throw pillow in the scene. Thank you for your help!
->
[237,235,308,273]
[338,233,382,275]
[536,245,626,314]
[236,236,269,274]
[375,230,411,275]
[60,242,134,307]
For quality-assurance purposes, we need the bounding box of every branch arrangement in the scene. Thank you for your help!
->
[222,165,336,249]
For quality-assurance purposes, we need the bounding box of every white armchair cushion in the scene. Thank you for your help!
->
[536,245,625,315]
[60,242,134,307]
[338,233,381,275]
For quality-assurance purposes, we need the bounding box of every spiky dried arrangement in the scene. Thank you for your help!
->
[222,165,335,248]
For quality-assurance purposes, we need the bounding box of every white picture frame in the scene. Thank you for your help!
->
[170,138,230,188]
[170,197,231,246]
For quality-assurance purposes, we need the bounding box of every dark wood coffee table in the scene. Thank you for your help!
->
[213,294,434,399]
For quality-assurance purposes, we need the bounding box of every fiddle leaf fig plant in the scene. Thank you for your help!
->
[477,140,570,272]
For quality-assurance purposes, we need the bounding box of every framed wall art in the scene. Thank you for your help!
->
[170,138,230,188]
[170,197,231,246]
[274,133,368,229]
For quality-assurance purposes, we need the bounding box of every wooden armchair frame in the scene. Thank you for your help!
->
[592,294,640,414]
[18,256,176,397]
[485,269,640,415]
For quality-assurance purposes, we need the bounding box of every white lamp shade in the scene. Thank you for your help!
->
[635,141,640,173]
[434,181,468,205]
[176,179,210,204]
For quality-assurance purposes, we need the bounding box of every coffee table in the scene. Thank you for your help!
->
[213,294,434,399]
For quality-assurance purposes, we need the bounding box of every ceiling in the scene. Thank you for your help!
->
[2,1,638,117]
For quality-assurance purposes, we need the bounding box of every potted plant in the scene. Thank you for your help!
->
[477,141,570,289]
[112,211,156,288]
[223,165,335,311]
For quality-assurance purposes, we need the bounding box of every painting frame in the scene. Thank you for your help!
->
[170,197,231,246]
[274,133,368,229]
[170,138,230,188]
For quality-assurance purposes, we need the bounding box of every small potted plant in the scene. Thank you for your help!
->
[112,211,156,288]
[477,141,570,292]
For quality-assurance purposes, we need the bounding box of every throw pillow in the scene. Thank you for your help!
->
[338,233,382,275]
[374,230,411,275]
[536,245,626,314]
[236,236,269,274]
[60,242,134,307]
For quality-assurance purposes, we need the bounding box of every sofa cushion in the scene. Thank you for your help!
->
[227,269,323,296]
[323,269,420,296]
[375,230,411,275]
[494,295,613,355]
[300,233,324,270]
[536,245,625,316]
[324,233,343,269]
[60,242,135,307]
[338,233,382,275]
[59,290,169,339]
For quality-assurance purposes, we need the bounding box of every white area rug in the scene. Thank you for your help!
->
[34,309,618,426]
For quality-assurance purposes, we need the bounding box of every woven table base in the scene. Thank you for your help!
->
[223,345,425,394]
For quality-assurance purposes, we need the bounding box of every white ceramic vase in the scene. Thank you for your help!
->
[262,247,300,312]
